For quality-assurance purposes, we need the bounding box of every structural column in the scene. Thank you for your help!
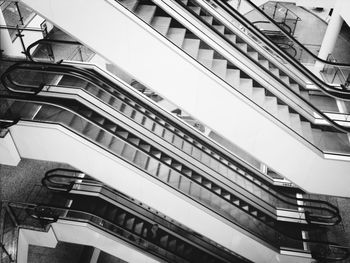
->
[318,2,343,60]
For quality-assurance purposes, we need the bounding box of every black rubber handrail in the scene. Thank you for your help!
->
[0,61,342,227]
[9,202,191,263]
[2,95,289,248]
[41,168,251,262]
[1,96,348,261]
[26,39,83,63]
[43,169,340,227]
[25,35,350,139]
[1,60,343,221]
[0,118,20,129]
[210,0,350,100]
[41,170,349,262]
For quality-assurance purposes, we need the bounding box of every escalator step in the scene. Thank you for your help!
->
[136,5,157,24]
[152,16,172,36]
[160,235,169,248]
[125,217,136,230]
[213,25,225,34]
[176,242,185,255]
[109,138,126,155]
[83,123,101,140]
[168,238,177,252]
[167,28,186,47]
[182,38,201,59]
[104,122,118,133]
[172,135,184,149]
[201,15,214,25]
[115,212,127,225]
[188,6,201,15]
[121,144,137,162]
[97,130,114,147]
[182,140,193,155]
[69,115,87,132]
[105,207,119,221]
[93,202,108,216]
[134,221,145,235]
[153,123,164,137]
[116,130,129,139]
[157,163,171,182]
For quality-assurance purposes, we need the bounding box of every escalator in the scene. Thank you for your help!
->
[124,0,350,150]
[1,61,342,225]
[211,0,350,91]
[19,0,350,198]
[26,168,245,263]
[0,61,348,261]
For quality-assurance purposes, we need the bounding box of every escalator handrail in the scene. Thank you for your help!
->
[8,201,191,263]
[0,118,20,129]
[24,40,350,139]
[1,96,347,258]
[232,0,350,66]
[210,0,350,100]
[21,41,296,186]
[41,168,252,262]
[41,170,349,262]
[2,95,289,248]
[170,0,350,130]
[1,61,342,225]
[43,168,341,226]
[125,0,350,136]
[137,0,350,135]
[2,60,342,221]
[26,39,83,63]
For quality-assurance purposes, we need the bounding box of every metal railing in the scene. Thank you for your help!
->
[261,1,301,36]
[322,54,350,86]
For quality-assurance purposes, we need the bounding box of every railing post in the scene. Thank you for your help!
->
[272,2,277,19]
[14,1,24,26]
[292,19,297,36]
[78,46,83,61]
[284,9,288,24]
[15,25,28,59]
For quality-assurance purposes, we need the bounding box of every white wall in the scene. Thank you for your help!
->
[9,122,312,263]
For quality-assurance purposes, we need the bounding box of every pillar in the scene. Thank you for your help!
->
[318,2,343,60]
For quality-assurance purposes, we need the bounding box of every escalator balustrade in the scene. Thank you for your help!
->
[1,61,342,228]
[213,0,350,96]
[107,0,350,157]
[40,168,250,263]
[1,66,348,260]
